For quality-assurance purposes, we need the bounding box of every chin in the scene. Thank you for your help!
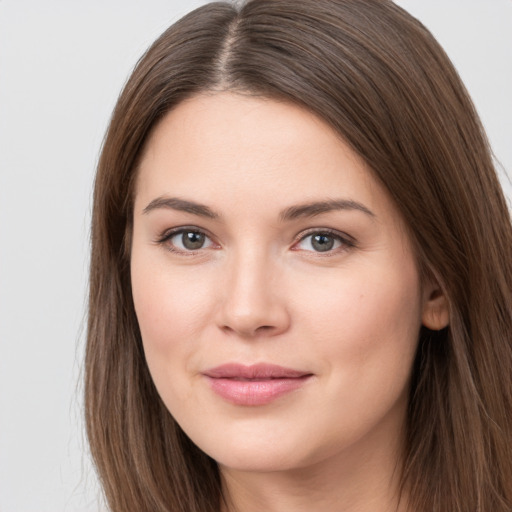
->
[186,424,309,473]
[190,425,339,475]
[215,449,306,474]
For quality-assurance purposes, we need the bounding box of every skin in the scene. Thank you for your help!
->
[130,92,448,512]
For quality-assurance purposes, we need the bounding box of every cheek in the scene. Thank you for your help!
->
[284,262,422,456]
[299,259,423,387]
[131,250,210,344]
[130,248,217,404]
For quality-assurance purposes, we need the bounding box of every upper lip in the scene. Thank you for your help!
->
[203,363,311,380]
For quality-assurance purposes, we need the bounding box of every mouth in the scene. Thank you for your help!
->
[202,363,313,406]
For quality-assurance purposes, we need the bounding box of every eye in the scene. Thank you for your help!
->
[159,228,216,253]
[294,230,353,253]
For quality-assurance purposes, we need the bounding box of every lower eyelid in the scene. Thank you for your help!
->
[157,228,220,254]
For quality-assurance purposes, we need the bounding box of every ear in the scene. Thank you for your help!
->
[421,281,450,330]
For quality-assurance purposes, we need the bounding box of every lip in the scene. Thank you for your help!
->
[202,363,313,406]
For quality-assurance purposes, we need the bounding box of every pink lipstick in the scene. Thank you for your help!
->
[203,363,312,406]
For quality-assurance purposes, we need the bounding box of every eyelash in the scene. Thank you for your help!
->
[292,228,356,256]
[156,226,218,255]
[155,226,356,256]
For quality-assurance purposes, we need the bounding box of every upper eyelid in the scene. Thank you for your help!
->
[293,227,355,244]
[157,225,213,242]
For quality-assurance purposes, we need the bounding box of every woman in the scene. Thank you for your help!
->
[85,1,512,511]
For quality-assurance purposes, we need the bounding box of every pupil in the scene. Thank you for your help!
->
[312,234,334,252]
[182,232,205,250]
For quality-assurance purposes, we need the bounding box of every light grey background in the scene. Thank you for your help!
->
[0,1,510,511]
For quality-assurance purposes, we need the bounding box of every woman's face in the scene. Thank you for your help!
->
[131,92,437,473]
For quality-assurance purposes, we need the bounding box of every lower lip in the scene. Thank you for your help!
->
[205,376,312,406]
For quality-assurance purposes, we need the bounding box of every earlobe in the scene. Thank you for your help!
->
[421,286,450,330]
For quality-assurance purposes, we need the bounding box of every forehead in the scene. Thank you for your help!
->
[135,92,391,220]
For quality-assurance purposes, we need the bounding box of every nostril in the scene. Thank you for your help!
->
[220,322,283,338]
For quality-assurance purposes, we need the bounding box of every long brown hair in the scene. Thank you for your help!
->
[85,1,512,511]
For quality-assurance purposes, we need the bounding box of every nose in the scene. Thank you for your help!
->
[216,250,291,338]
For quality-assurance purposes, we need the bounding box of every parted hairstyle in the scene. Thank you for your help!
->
[85,1,512,511]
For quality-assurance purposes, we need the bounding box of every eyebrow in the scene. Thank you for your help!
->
[142,196,375,221]
[143,196,220,219]
[279,199,375,221]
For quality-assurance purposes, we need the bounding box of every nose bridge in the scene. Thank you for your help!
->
[218,244,289,337]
